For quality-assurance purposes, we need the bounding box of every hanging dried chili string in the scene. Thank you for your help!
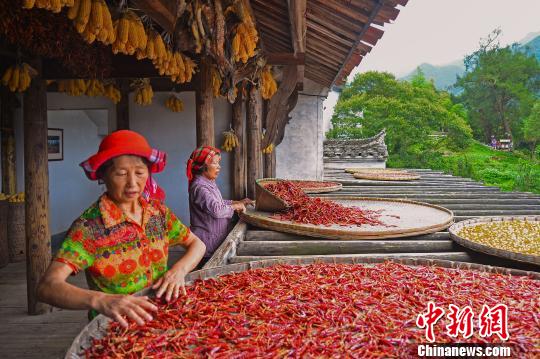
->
[264,180,387,227]
[85,262,540,358]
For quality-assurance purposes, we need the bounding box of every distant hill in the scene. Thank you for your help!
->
[401,33,540,92]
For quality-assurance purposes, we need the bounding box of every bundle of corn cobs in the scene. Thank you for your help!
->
[230,1,258,64]
[222,130,239,152]
[1,64,32,93]
[8,192,25,203]
[22,0,73,13]
[165,95,184,112]
[262,143,274,154]
[134,79,153,106]
[0,193,8,201]
[56,79,121,103]
[69,0,115,45]
[260,66,277,100]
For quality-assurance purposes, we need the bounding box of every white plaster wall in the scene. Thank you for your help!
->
[12,92,233,234]
[276,79,327,180]
[47,110,105,234]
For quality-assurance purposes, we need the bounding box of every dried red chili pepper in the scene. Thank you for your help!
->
[85,262,540,358]
[264,180,388,227]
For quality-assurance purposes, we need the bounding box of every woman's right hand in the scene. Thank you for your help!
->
[93,293,158,328]
[231,202,247,213]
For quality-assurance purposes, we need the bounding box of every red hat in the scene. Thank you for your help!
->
[80,130,167,181]
[186,146,220,183]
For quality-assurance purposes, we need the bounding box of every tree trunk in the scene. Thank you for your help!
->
[246,85,262,199]
[231,87,246,199]
[1,89,18,194]
[23,57,51,315]
[116,79,130,130]
[196,57,215,147]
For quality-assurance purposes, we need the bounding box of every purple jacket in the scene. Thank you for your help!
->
[189,175,234,258]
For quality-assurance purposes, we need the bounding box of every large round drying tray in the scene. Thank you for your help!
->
[65,257,539,359]
[290,180,342,193]
[353,172,421,181]
[242,197,454,240]
[449,216,540,265]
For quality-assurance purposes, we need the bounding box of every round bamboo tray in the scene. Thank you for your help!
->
[290,180,342,193]
[352,172,420,181]
[344,168,407,174]
[65,257,539,359]
[242,197,454,240]
[449,216,540,265]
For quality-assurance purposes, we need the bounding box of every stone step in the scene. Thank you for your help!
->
[245,230,450,242]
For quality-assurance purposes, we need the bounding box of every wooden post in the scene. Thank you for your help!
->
[1,89,18,194]
[231,87,246,199]
[246,84,263,198]
[116,79,130,130]
[23,58,51,315]
[262,100,276,178]
[196,57,214,147]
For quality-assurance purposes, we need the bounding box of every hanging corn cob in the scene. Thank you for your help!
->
[260,66,277,100]
[134,79,153,106]
[23,0,74,13]
[112,10,147,56]
[104,83,121,104]
[57,79,87,96]
[85,78,106,96]
[1,64,32,93]
[231,0,258,64]
[8,192,25,203]
[165,95,184,112]
[262,143,274,154]
[221,130,239,152]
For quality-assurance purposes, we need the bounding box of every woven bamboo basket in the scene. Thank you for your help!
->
[344,168,407,175]
[449,216,540,265]
[353,172,421,181]
[65,256,539,359]
[254,178,289,212]
[7,201,25,262]
[0,200,9,268]
[242,197,454,240]
[290,180,342,194]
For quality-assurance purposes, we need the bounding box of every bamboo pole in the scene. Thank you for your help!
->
[196,57,214,147]
[246,84,263,198]
[231,86,246,199]
[1,88,18,194]
[23,57,51,315]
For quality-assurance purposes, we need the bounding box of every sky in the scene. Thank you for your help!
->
[322,0,540,128]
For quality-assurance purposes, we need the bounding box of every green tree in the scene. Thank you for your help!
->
[456,29,540,144]
[327,71,472,157]
[523,101,540,157]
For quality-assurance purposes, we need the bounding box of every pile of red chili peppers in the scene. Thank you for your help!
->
[293,180,339,189]
[264,181,386,227]
[85,262,539,358]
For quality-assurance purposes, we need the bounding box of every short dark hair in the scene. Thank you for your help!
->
[96,155,150,183]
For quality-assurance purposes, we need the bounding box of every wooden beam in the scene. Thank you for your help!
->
[246,84,263,199]
[131,0,176,33]
[116,79,130,130]
[1,88,18,194]
[196,57,214,147]
[23,57,51,315]
[263,151,276,178]
[288,0,306,86]
[231,86,246,200]
[332,1,386,87]
[265,52,305,65]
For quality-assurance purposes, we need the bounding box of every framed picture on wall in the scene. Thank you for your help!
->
[47,128,64,161]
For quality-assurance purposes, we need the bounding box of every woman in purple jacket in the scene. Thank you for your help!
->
[186,146,253,266]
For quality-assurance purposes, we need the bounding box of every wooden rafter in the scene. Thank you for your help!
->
[131,0,176,33]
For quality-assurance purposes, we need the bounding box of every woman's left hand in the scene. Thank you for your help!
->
[152,266,188,302]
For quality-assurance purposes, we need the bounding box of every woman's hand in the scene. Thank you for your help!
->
[152,266,188,302]
[92,293,158,328]
[231,202,247,213]
[239,198,255,206]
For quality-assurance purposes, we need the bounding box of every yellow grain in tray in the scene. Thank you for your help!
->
[457,220,540,256]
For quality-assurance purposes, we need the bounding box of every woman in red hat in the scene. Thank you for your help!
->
[37,130,206,328]
[186,146,253,267]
